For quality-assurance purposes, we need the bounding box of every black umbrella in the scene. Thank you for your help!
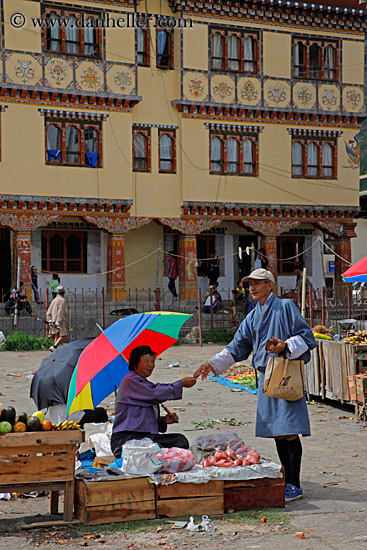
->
[30,338,94,410]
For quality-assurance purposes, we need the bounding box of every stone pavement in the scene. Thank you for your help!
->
[0,346,366,549]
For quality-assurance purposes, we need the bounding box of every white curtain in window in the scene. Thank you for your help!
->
[65,14,78,53]
[160,134,172,170]
[227,138,238,173]
[47,124,59,150]
[48,12,59,52]
[84,18,96,56]
[211,137,222,171]
[292,142,303,176]
[244,36,254,72]
[294,42,301,76]
[324,45,334,79]
[66,126,79,162]
[228,35,239,71]
[85,128,97,153]
[137,27,144,63]
[157,30,167,65]
[243,139,253,174]
[134,132,146,169]
[212,33,223,69]
[307,142,318,176]
[322,143,333,177]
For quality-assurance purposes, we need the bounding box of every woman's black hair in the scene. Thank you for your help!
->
[129,345,156,371]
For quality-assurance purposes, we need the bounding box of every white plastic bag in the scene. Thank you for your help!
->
[121,438,163,475]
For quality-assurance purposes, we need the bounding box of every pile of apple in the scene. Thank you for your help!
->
[202,445,261,468]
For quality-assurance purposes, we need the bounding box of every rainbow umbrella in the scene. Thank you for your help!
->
[342,256,367,283]
[66,312,191,416]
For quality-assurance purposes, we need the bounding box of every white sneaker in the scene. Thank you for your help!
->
[49,345,56,352]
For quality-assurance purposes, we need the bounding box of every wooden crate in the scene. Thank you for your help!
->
[75,477,156,525]
[0,430,83,521]
[347,375,357,402]
[156,480,224,518]
[93,455,115,469]
[355,375,367,404]
[224,474,285,512]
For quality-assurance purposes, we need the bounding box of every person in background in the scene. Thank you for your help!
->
[204,281,229,314]
[5,282,34,317]
[111,345,197,458]
[208,251,220,286]
[48,273,60,299]
[47,285,68,352]
[254,248,268,270]
[235,280,246,303]
[166,251,178,301]
[194,268,316,504]
[295,264,313,291]
[31,266,42,303]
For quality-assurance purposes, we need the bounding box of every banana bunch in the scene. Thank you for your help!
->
[343,330,367,345]
[52,420,81,431]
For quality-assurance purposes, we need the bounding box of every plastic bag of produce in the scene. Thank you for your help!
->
[157,447,195,473]
[190,431,244,463]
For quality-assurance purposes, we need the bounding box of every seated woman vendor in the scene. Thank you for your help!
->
[111,345,197,458]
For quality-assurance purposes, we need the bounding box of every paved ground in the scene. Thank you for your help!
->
[0,346,366,549]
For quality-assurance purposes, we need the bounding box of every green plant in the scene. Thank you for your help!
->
[0,331,53,351]
[202,329,236,345]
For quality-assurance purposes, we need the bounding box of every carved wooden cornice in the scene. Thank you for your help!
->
[0,194,132,215]
[84,215,152,234]
[159,217,223,234]
[0,213,60,231]
[241,219,301,236]
[167,0,367,32]
[173,102,364,126]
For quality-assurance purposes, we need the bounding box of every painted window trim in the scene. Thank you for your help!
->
[137,26,150,67]
[209,27,259,74]
[293,36,339,82]
[156,29,174,69]
[209,131,258,176]
[158,129,176,173]
[45,118,102,167]
[132,127,151,172]
[43,6,103,59]
[41,230,87,274]
[291,137,337,179]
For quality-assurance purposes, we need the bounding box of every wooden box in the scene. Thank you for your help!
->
[347,375,357,402]
[93,455,115,469]
[0,430,83,521]
[224,475,285,512]
[355,375,367,404]
[75,477,156,525]
[156,480,224,518]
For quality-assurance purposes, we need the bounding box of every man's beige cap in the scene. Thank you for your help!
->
[242,268,275,283]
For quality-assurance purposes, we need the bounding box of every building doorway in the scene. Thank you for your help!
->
[0,229,11,298]
[238,236,256,279]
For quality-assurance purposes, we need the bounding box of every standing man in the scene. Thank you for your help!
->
[194,268,316,503]
[46,286,68,352]
[166,251,178,301]
[208,251,220,286]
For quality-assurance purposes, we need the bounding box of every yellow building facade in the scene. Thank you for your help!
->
[0,0,363,299]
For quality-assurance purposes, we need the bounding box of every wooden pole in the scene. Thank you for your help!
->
[198,287,202,347]
[301,267,307,319]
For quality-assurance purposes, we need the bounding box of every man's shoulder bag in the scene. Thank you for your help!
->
[263,356,305,401]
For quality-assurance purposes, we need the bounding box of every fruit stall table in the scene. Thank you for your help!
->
[0,430,84,521]
[305,340,367,404]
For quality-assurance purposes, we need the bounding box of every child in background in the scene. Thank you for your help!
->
[235,280,246,302]
[48,274,60,299]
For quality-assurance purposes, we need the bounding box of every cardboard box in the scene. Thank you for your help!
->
[355,375,367,404]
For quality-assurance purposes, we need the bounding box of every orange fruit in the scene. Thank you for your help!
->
[42,420,53,431]
[13,422,26,432]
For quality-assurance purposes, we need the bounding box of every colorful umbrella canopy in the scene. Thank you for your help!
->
[66,311,192,416]
[342,256,367,283]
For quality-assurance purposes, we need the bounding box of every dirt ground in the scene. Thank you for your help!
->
[0,346,367,549]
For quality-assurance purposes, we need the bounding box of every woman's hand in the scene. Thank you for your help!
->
[181,377,197,388]
[266,337,286,354]
[164,412,179,424]
[193,362,213,380]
